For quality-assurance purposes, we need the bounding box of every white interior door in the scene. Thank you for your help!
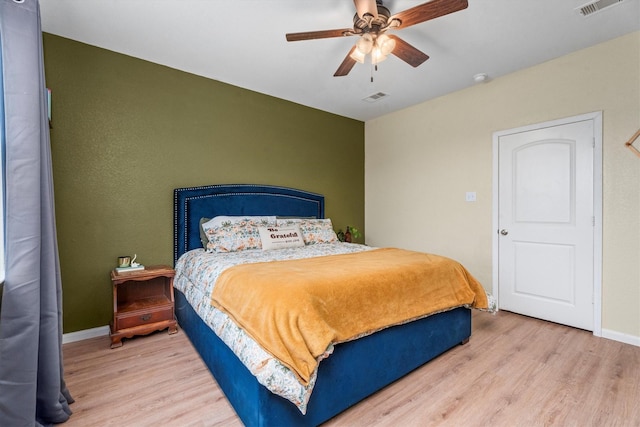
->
[495,116,598,331]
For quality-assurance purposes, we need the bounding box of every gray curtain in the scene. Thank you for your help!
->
[0,0,74,425]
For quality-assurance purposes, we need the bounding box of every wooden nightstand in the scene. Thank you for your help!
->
[109,265,178,348]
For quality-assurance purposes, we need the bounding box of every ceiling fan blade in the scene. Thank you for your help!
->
[387,35,429,67]
[286,28,354,42]
[354,0,378,19]
[391,0,468,29]
[334,46,358,77]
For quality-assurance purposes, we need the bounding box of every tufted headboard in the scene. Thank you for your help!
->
[173,184,325,263]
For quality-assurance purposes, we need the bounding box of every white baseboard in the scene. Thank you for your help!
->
[62,325,110,344]
[601,328,640,347]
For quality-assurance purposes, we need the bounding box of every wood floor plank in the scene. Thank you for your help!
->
[58,311,640,426]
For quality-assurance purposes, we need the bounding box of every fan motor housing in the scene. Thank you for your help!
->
[353,4,392,33]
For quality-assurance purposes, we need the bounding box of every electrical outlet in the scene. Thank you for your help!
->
[465,192,477,202]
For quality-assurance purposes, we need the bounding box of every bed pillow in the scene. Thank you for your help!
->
[258,226,305,250]
[275,218,338,245]
[203,216,277,252]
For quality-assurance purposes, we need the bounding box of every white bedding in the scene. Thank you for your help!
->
[174,242,373,413]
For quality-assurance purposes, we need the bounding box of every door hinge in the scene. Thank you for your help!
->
[592,216,596,226]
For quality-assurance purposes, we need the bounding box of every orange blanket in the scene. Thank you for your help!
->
[211,248,488,385]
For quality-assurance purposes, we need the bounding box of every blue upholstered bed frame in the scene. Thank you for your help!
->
[173,184,471,426]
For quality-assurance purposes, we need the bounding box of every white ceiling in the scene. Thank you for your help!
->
[39,0,640,121]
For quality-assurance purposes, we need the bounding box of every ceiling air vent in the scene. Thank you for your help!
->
[363,92,389,103]
[576,0,625,16]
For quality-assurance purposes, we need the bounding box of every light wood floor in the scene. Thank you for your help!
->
[59,311,640,426]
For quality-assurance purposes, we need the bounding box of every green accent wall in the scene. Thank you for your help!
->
[43,34,364,333]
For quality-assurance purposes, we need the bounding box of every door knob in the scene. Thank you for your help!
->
[500,229,509,235]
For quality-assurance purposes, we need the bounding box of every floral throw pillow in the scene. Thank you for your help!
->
[203,216,276,252]
[275,218,338,245]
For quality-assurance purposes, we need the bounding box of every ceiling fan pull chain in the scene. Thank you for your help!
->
[370,62,380,82]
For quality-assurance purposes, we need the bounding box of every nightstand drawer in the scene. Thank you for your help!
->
[117,306,173,330]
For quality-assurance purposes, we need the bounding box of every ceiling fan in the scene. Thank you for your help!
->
[285,0,469,77]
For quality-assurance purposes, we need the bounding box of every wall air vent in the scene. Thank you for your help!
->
[363,92,389,103]
[576,0,625,16]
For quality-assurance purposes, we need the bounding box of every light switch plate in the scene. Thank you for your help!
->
[465,192,477,202]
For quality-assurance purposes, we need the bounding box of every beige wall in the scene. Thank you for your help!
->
[365,32,640,340]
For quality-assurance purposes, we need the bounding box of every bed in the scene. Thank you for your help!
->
[173,184,490,426]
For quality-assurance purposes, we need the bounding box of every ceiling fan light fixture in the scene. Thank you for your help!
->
[371,46,388,65]
[356,33,374,54]
[376,34,396,56]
